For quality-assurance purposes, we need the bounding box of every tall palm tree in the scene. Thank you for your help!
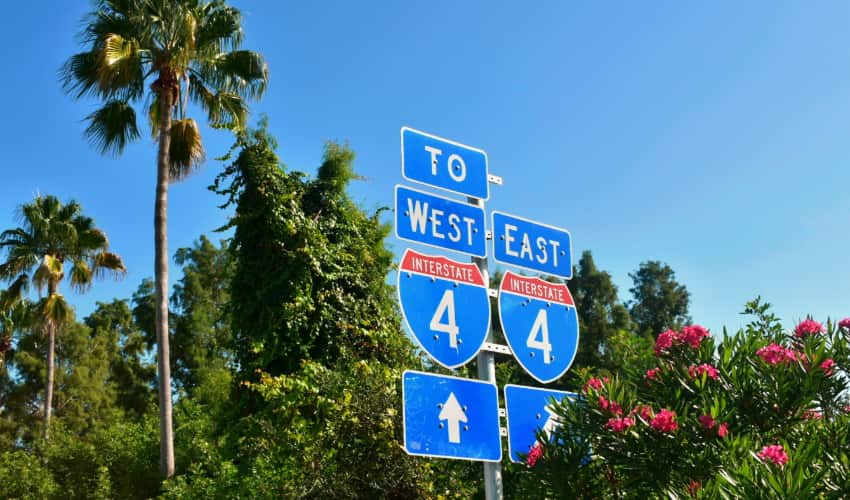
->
[0,195,126,439]
[60,0,268,477]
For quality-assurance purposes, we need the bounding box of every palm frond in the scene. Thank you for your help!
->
[84,100,141,156]
[33,255,64,295]
[0,273,30,310]
[195,2,243,53]
[33,294,74,332]
[0,253,38,281]
[92,251,127,279]
[187,75,247,130]
[195,50,268,99]
[69,259,93,293]
[169,118,205,181]
[96,34,146,98]
[77,228,109,253]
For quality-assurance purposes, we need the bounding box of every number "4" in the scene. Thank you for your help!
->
[430,290,460,348]
[527,309,552,364]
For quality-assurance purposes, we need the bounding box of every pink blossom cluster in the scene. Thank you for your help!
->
[526,442,543,467]
[654,325,710,356]
[839,318,850,330]
[820,358,836,376]
[802,410,823,420]
[628,404,654,421]
[794,319,824,338]
[645,367,662,381]
[757,444,789,468]
[756,343,798,365]
[650,408,678,433]
[598,396,623,416]
[605,416,635,433]
[698,414,729,437]
[688,363,719,380]
[583,376,609,393]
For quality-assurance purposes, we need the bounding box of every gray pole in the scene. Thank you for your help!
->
[470,195,503,500]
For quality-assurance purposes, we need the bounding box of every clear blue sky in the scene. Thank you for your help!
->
[1,1,848,335]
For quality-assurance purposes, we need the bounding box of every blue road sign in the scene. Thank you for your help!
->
[401,127,489,200]
[395,185,487,257]
[504,385,577,463]
[402,370,501,462]
[491,211,572,279]
[397,249,490,369]
[499,271,580,384]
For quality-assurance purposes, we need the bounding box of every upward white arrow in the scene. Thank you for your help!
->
[439,392,468,444]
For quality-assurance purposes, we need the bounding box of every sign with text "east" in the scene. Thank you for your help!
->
[401,127,489,200]
[491,211,572,279]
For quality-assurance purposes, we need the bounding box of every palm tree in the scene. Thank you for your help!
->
[60,0,268,477]
[0,195,126,439]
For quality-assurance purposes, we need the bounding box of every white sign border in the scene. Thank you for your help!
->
[490,210,574,280]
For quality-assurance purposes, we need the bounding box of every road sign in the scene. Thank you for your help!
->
[397,249,491,369]
[498,271,579,384]
[504,385,577,463]
[395,185,487,257]
[402,370,502,462]
[491,211,572,279]
[401,126,489,200]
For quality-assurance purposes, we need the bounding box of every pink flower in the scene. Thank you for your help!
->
[820,358,835,376]
[687,480,701,497]
[605,417,635,432]
[688,363,719,380]
[654,329,677,356]
[698,414,716,429]
[526,442,543,467]
[645,367,662,381]
[802,409,823,420]
[680,325,710,349]
[583,377,604,392]
[598,396,623,416]
[756,343,797,365]
[758,444,789,468]
[839,318,850,330]
[650,408,678,433]
[717,422,729,438]
[795,319,824,338]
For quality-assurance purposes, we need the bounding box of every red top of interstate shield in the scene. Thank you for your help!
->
[499,271,574,306]
[400,249,485,287]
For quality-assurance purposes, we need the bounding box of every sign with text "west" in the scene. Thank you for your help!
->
[491,211,572,279]
[402,370,501,462]
[395,185,486,257]
[401,126,489,200]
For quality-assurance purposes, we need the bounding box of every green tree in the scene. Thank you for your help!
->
[61,0,269,477]
[570,250,631,371]
[628,260,690,337]
[84,299,156,419]
[0,195,125,439]
[171,235,233,405]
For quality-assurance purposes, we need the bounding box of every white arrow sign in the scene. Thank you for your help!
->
[439,392,468,443]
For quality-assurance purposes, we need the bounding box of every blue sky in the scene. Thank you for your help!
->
[1,1,848,335]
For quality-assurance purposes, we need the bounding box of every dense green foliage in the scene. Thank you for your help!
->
[628,260,691,337]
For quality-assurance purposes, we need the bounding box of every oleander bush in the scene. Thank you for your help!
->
[518,299,850,499]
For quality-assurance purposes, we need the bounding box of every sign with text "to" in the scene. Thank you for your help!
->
[401,126,490,200]
[402,370,502,462]
[395,184,487,257]
[498,271,580,384]
[397,249,491,369]
[491,211,572,279]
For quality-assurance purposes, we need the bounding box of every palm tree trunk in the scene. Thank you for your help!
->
[155,85,175,478]
[43,282,57,440]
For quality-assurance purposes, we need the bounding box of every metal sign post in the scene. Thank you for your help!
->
[470,195,503,500]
